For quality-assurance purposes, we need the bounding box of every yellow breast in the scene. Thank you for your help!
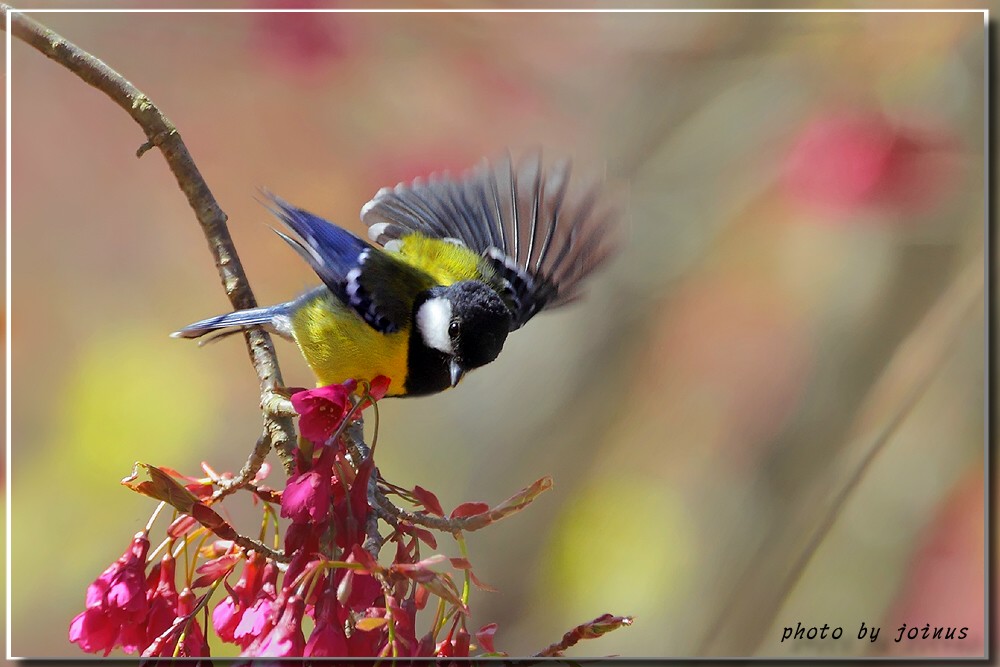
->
[290,290,410,396]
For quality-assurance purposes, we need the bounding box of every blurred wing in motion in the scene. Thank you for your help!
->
[361,150,621,330]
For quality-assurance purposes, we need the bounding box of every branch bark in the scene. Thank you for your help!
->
[3,5,297,476]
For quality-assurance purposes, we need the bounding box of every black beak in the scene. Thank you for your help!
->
[449,360,465,387]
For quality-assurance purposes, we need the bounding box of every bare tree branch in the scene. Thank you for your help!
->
[2,5,297,476]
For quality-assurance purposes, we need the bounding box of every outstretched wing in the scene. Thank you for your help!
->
[360,150,620,330]
[263,193,434,334]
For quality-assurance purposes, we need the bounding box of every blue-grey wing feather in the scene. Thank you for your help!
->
[360,150,620,330]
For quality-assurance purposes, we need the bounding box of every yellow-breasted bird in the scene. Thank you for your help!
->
[172,151,619,397]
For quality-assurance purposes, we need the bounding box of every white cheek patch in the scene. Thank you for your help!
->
[416,297,454,354]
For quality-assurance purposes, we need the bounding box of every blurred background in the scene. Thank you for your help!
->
[6,2,986,659]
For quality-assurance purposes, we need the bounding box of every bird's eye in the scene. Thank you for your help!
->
[448,320,460,338]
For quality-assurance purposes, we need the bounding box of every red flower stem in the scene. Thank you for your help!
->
[332,457,357,550]
[442,613,461,648]
[325,393,368,451]
[202,604,211,655]
[172,578,224,657]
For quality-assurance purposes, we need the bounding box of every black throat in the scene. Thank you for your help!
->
[404,298,452,397]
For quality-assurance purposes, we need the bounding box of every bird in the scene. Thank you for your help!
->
[172,151,620,397]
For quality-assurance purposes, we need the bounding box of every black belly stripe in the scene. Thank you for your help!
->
[404,311,452,396]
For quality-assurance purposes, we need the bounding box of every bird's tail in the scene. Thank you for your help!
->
[171,303,293,341]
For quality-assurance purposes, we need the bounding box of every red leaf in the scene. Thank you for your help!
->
[486,476,553,522]
[396,521,438,550]
[122,463,200,512]
[253,462,272,482]
[389,563,437,584]
[411,554,448,570]
[199,540,235,558]
[470,569,498,593]
[367,375,392,401]
[348,455,376,523]
[350,544,381,573]
[420,574,467,611]
[158,466,203,484]
[412,485,445,517]
[414,582,430,610]
[411,525,437,550]
[190,553,240,588]
[185,482,214,499]
[416,631,436,657]
[392,554,447,582]
[166,515,197,538]
[450,502,489,519]
[476,623,498,653]
[190,502,238,541]
[449,558,472,570]
[435,619,473,657]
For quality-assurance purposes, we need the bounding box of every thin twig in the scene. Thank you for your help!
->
[231,535,290,564]
[211,433,273,502]
[369,491,468,533]
[369,484,502,534]
[532,614,634,657]
[2,5,297,476]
